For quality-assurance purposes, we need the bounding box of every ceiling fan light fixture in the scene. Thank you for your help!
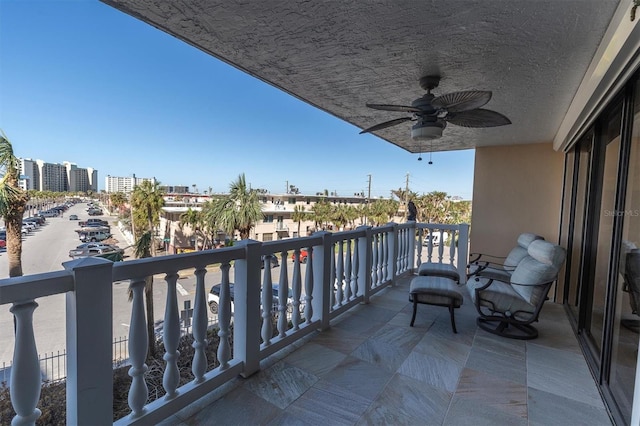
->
[411,122,444,140]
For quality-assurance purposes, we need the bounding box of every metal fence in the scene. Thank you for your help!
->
[1,318,224,387]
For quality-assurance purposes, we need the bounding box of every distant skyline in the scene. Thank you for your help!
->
[0,1,475,199]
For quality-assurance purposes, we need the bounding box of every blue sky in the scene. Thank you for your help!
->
[0,1,475,199]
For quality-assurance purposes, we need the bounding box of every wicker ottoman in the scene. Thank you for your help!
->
[409,275,464,333]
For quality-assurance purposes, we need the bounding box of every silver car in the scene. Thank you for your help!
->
[69,243,123,258]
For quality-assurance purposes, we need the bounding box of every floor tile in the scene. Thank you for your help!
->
[321,355,394,401]
[359,373,451,425]
[268,379,371,425]
[243,361,319,409]
[527,387,612,426]
[282,342,347,378]
[526,343,604,408]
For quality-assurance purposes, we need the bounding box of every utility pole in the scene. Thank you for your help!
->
[286,180,288,194]
[365,174,372,226]
[405,172,410,210]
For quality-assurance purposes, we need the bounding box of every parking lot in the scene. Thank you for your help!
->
[0,202,238,364]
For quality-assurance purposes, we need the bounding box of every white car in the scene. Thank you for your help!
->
[422,232,448,246]
[208,283,293,316]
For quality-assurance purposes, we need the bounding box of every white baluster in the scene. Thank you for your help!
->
[292,249,302,329]
[417,230,423,267]
[192,267,208,383]
[218,263,232,369]
[398,230,405,273]
[427,229,434,262]
[304,247,314,323]
[10,301,42,426]
[330,247,336,309]
[277,250,289,337]
[352,238,359,297]
[127,277,149,418]
[261,255,274,346]
[449,230,457,265]
[163,272,180,400]
[377,233,384,284]
[372,234,379,286]
[438,230,445,262]
[336,242,344,306]
[344,239,352,301]
[383,232,389,281]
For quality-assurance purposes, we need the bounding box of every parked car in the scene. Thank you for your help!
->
[22,221,37,231]
[77,230,111,242]
[88,208,103,216]
[69,243,124,259]
[69,214,79,220]
[422,232,448,246]
[290,249,309,263]
[208,283,293,315]
[0,239,5,249]
[260,255,280,269]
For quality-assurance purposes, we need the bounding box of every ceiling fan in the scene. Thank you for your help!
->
[359,75,511,140]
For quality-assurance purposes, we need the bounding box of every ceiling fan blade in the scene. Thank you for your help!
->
[432,91,492,112]
[447,109,512,128]
[359,117,413,134]
[366,103,423,113]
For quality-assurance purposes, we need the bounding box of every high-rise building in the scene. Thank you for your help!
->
[105,174,156,194]
[18,158,39,191]
[18,158,98,192]
[63,162,98,193]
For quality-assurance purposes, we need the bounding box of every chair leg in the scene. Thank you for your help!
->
[448,304,458,334]
[410,299,418,327]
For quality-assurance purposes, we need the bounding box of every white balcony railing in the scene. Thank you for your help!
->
[0,222,469,425]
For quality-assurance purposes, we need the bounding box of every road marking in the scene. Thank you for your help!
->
[176,283,189,296]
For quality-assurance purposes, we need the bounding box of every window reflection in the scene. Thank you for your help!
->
[610,81,640,424]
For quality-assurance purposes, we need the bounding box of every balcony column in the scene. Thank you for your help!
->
[313,231,332,330]
[387,223,399,283]
[63,257,114,425]
[356,226,373,303]
[234,239,262,378]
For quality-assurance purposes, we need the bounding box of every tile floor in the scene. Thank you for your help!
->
[160,275,613,425]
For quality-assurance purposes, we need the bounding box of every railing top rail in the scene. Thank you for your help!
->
[417,223,468,231]
[327,228,368,243]
[0,270,74,305]
[260,234,324,254]
[112,245,246,281]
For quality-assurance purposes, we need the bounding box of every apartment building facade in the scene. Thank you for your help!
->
[104,174,156,194]
[18,158,97,193]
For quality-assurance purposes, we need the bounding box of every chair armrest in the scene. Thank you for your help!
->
[509,280,554,287]
[468,252,507,264]
[467,260,516,279]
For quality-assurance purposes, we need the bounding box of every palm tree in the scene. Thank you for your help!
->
[179,207,202,250]
[418,191,450,224]
[310,198,332,230]
[0,131,29,277]
[130,180,165,357]
[291,204,307,237]
[109,191,127,215]
[210,173,262,240]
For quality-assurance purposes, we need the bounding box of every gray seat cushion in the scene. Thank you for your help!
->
[410,276,463,306]
[417,262,460,282]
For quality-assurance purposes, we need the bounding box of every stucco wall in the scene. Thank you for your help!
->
[470,143,563,257]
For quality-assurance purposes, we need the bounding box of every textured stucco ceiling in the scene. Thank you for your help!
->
[101,0,620,153]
